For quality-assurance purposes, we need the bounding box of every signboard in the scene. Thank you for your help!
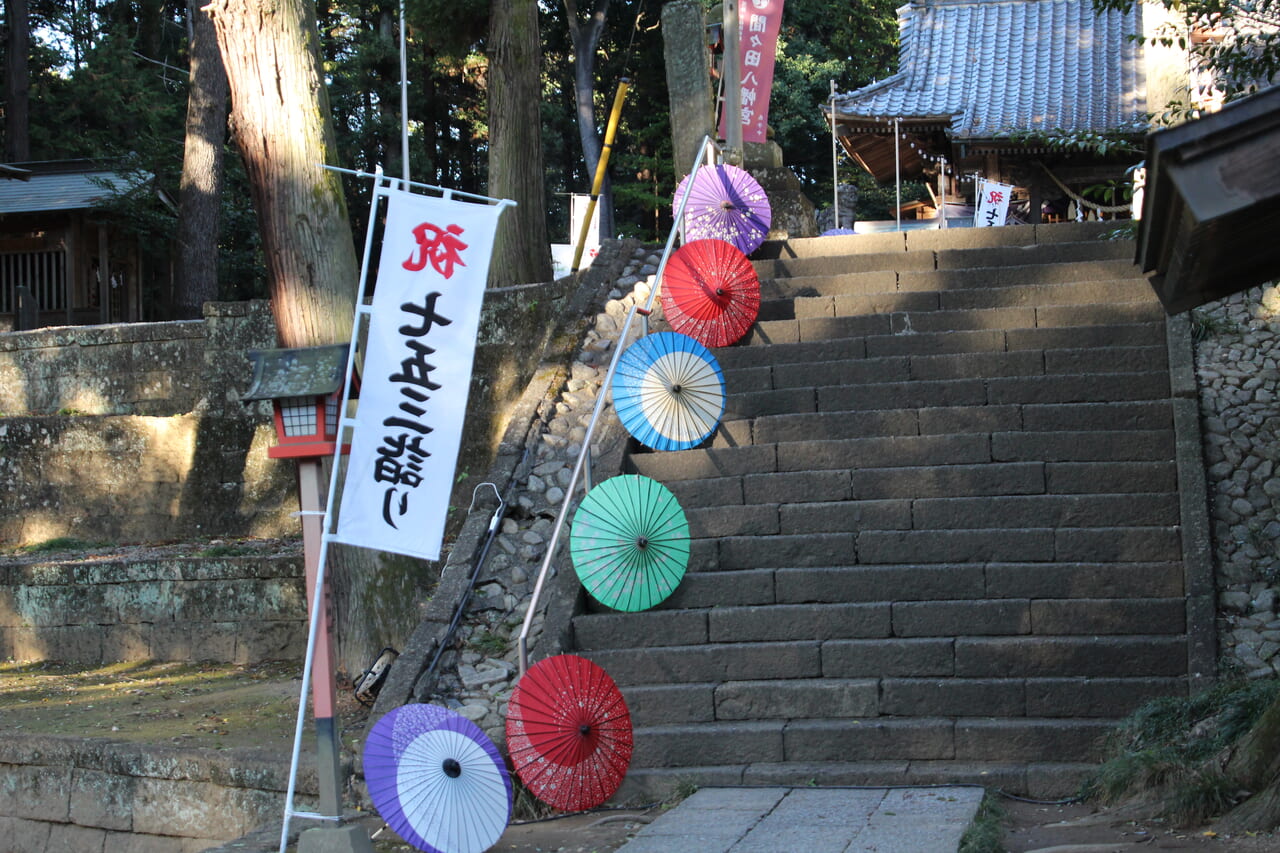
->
[719,0,785,144]
[334,189,503,561]
[975,179,1013,227]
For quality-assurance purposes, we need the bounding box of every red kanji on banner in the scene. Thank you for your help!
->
[403,222,468,278]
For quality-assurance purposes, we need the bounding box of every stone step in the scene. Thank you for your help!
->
[625,717,1117,769]
[617,676,1186,728]
[721,346,1169,396]
[584,634,1187,688]
[744,400,1173,444]
[614,760,1096,802]
[677,493,1180,538]
[714,321,1166,367]
[755,261,1145,305]
[575,596,1186,651]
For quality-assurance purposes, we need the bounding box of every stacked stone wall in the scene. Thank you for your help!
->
[0,736,321,853]
[1193,284,1280,678]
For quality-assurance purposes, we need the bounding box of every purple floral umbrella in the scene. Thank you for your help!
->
[363,704,512,853]
[673,164,772,256]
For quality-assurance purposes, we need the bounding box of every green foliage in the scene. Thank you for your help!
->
[958,791,1006,853]
[847,171,930,221]
[1081,678,1280,825]
[1003,127,1144,158]
[17,537,111,554]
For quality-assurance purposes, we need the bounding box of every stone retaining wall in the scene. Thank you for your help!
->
[0,548,306,664]
[0,735,321,853]
[1192,284,1280,678]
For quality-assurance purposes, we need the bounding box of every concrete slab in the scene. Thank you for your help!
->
[616,786,984,853]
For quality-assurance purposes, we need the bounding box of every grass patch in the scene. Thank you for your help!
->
[15,536,111,554]
[958,791,1006,853]
[193,543,257,558]
[469,631,508,657]
[1081,678,1280,826]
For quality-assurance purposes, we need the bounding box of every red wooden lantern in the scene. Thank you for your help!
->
[243,344,356,459]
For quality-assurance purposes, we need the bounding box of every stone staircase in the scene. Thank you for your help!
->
[570,221,1200,800]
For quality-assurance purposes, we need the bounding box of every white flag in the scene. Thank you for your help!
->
[334,190,503,561]
[975,179,1013,227]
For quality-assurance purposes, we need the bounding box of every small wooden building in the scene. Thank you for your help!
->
[823,0,1159,223]
[0,160,161,331]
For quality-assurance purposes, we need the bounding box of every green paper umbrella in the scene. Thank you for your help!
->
[570,475,690,611]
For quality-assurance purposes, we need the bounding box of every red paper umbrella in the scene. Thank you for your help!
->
[661,239,761,347]
[505,654,633,812]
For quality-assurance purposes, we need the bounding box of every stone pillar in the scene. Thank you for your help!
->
[662,0,715,183]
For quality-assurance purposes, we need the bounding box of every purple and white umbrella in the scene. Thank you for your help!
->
[674,164,772,256]
[363,704,512,853]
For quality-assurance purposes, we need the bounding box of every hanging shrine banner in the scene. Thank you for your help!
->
[720,0,785,144]
[975,179,1013,227]
[334,190,503,561]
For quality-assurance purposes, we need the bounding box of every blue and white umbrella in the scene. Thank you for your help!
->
[612,332,725,452]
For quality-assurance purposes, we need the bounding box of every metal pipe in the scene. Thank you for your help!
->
[573,79,632,272]
[518,136,720,675]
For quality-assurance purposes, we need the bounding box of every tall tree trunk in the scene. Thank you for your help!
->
[206,0,416,678]
[564,0,615,238]
[4,0,30,161]
[487,0,552,285]
[174,0,228,318]
[205,0,358,346]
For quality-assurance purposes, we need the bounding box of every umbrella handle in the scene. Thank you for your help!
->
[572,79,631,272]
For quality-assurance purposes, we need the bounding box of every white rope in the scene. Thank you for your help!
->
[1039,162,1132,214]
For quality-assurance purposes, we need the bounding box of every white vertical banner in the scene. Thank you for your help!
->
[975,179,1013,227]
[335,189,504,561]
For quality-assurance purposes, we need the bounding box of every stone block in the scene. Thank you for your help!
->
[664,476,743,508]
[632,721,784,767]
[132,778,278,840]
[626,445,777,481]
[232,620,305,664]
[955,636,1188,678]
[1055,526,1181,562]
[832,291,939,316]
[101,623,152,661]
[44,822,107,853]
[779,499,911,534]
[797,314,893,342]
[722,387,815,419]
[1025,677,1187,717]
[754,409,920,444]
[866,329,1006,358]
[992,430,1173,463]
[661,570,775,609]
[775,565,985,604]
[1007,322,1165,352]
[773,356,909,390]
[955,719,1113,762]
[851,462,1045,500]
[622,683,716,725]
[1029,598,1186,635]
[821,638,954,678]
[880,678,1025,716]
[820,379,988,412]
[708,603,891,642]
[1047,461,1177,495]
[891,600,1031,636]
[892,306,1039,334]
[0,816,52,853]
[908,350,1043,380]
[911,493,1178,530]
[69,769,135,831]
[1045,344,1167,374]
[686,504,778,538]
[715,678,878,720]
[1022,401,1173,432]
[574,610,708,650]
[719,533,856,569]
[778,434,990,473]
[858,529,1055,564]
[743,470,851,504]
[0,763,71,821]
[987,372,1169,405]
[585,641,822,686]
[783,718,955,762]
[985,562,1184,599]
[1036,301,1163,328]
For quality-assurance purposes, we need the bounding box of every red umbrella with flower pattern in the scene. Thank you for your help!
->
[660,238,761,347]
[505,654,632,812]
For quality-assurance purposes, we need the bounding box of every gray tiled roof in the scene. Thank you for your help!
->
[832,0,1148,138]
[0,169,140,215]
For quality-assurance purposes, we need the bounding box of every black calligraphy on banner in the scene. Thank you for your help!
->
[375,224,464,529]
